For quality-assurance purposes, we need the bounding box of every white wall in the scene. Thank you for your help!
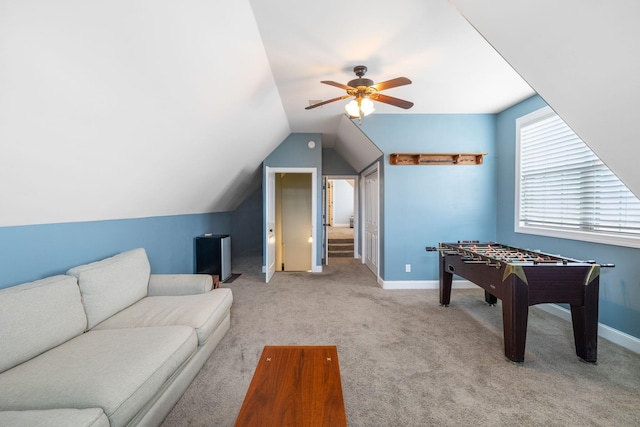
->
[331,179,354,227]
[0,0,290,227]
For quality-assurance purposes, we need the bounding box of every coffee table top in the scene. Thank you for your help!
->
[235,346,347,427]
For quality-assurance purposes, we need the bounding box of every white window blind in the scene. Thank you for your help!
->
[516,107,640,247]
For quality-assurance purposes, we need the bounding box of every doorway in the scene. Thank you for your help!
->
[323,178,356,263]
[265,167,319,282]
[277,173,312,271]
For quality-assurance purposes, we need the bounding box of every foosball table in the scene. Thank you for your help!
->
[426,242,614,363]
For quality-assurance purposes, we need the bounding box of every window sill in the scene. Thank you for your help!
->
[515,224,640,249]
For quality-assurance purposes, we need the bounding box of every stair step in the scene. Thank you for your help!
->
[329,244,354,251]
[327,237,354,257]
[329,251,353,257]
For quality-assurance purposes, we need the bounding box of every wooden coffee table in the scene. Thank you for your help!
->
[235,346,347,427]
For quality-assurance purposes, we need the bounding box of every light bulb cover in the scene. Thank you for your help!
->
[360,97,375,116]
[345,99,360,117]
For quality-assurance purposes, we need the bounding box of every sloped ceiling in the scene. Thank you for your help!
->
[452,0,640,197]
[0,0,290,227]
[335,116,383,173]
[1,0,537,227]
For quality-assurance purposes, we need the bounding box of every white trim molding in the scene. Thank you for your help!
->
[536,304,640,355]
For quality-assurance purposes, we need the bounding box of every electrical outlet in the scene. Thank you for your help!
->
[405,264,411,273]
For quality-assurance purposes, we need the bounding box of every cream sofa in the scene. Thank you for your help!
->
[0,248,233,427]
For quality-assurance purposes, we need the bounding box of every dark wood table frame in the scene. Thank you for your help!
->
[235,346,347,427]
[437,243,602,363]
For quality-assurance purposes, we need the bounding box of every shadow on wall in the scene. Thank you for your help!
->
[231,187,263,257]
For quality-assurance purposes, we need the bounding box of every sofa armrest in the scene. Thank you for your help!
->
[147,274,213,296]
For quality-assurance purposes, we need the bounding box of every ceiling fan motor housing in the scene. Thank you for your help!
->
[348,65,373,89]
[347,78,374,89]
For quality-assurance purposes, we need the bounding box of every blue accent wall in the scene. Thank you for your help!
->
[359,114,497,281]
[0,212,231,289]
[496,95,640,339]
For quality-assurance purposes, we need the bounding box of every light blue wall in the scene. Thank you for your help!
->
[359,114,497,281]
[496,95,640,339]
[263,133,323,266]
[0,212,231,289]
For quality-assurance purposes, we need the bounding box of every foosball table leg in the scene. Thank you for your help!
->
[484,291,497,306]
[570,276,600,363]
[501,276,529,363]
[439,255,452,307]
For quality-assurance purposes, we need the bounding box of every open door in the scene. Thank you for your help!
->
[265,167,276,282]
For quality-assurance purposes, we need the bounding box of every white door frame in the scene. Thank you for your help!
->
[323,175,359,263]
[360,162,380,279]
[265,167,320,282]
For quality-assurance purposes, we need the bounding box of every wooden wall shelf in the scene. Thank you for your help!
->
[389,153,486,165]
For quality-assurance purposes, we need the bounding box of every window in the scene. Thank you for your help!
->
[515,106,640,248]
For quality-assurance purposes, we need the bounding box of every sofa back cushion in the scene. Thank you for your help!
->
[0,275,87,373]
[67,248,151,329]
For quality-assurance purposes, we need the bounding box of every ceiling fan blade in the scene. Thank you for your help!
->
[321,80,355,91]
[370,93,414,109]
[370,77,412,92]
[305,95,352,110]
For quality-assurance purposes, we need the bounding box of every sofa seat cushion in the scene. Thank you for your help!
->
[67,248,151,329]
[0,408,109,427]
[93,288,233,346]
[0,275,87,373]
[0,326,197,427]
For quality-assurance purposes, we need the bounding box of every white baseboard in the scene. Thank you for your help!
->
[536,303,640,355]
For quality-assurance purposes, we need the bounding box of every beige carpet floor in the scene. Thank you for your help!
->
[162,256,640,427]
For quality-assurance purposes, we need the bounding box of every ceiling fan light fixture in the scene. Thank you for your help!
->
[344,99,360,117]
[361,97,375,116]
[345,96,375,118]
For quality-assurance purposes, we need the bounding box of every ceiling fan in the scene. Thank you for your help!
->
[305,65,414,119]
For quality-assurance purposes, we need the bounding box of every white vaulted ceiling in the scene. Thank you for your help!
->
[4,0,635,227]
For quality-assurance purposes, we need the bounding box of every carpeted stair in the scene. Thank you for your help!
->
[328,238,354,257]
